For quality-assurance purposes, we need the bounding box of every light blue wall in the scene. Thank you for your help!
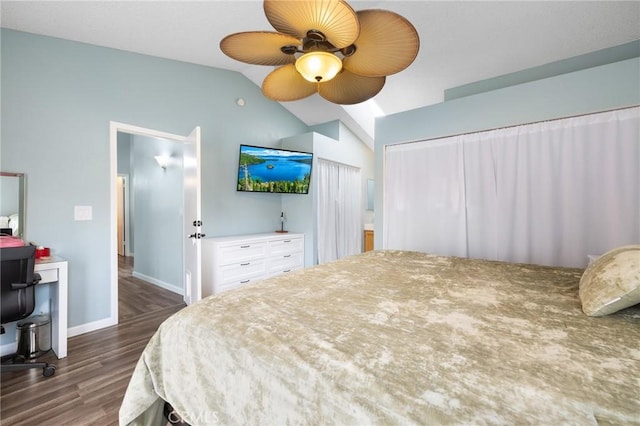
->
[309,121,340,140]
[1,29,309,331]
[117,132,131,175]
[131,135,183,292]
[444,40,640,101]
[374,56,640,247]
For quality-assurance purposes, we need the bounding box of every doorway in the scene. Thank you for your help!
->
[109,122,203,326]
[115,171,182,321]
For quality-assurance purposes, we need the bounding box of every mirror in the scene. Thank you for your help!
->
[0,172,26,239]
[367,179,374,211]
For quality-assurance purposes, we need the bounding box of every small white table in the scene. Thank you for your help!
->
[34,256,68,359]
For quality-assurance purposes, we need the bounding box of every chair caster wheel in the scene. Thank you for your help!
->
[43,365,56,377]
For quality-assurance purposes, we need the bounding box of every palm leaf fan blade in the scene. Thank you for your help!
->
[342,10,419,77]
[262,64,318,101]
[264,0,359,48]
[220,32,299,66]
[318,70,385,105]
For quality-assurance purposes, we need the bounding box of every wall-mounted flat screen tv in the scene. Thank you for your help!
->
[237,144,313,194]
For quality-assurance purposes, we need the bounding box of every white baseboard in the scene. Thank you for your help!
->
[67,316,117,338]
[1,316,116,355]
[132,271,183,296]
[3,271,181,353]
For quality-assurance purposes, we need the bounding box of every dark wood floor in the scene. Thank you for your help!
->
[118,255,184,322]
[1,256,185,425]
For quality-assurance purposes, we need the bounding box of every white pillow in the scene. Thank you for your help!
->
[579,245,640,316]
[8,213,19,235]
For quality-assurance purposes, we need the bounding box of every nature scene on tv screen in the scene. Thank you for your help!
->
[237,145,313,194]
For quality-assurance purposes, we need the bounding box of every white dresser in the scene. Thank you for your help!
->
[202,233,305,296]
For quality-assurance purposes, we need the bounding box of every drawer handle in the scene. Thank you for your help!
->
[240,245,251,248]
[283,269,291,273]
[283,240,291,243]
[284,254,291,258]
[240,279,250,284]
[240,262,250,266]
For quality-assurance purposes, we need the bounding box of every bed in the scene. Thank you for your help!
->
[119,250,640,425]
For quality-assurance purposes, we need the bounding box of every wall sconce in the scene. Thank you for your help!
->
[154,155,171,170]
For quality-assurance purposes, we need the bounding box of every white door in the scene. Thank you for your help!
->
[183,126,202,305]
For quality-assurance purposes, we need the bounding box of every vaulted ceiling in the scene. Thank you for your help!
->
[2,1,639,148]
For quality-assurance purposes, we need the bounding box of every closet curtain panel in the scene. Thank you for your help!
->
[384,107,640,268]
[316,160,340,264]
[337,164,362,259]
[316,159,362,264]
[384,138,468,257]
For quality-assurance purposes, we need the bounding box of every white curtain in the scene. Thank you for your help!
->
[384,107,640,267]
[384,138,468,257]
[317,159,362,264]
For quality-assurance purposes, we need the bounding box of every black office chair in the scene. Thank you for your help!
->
[1,245,56,377]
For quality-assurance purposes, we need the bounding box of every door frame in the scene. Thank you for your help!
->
[109,121,197,325]
[116,174,131,257]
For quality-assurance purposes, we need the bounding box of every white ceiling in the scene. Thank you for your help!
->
[2,1,639,148]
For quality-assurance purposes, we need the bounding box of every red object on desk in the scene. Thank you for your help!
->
[35,247,50,259]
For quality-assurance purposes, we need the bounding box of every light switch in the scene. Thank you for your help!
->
[74,205,93,221]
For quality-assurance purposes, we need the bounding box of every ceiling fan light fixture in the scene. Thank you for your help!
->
[221,1,419,105]
[295,51,342,83]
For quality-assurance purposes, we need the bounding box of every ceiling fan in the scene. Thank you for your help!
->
[220,0,420,105]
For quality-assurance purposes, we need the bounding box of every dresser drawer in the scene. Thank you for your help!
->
[202,233,305,297]
[218,242,267,265]
[219,259,266,284]
[217,276,262,293]
[267,266,303,279]
[36,268,59,284]
[269,237,303,257]
[269,251,303,274]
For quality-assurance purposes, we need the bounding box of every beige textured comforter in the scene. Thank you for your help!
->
[120,250,640,425]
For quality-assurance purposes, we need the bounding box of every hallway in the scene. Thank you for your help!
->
[118,255,184,322]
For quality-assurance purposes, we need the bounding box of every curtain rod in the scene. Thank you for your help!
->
[384,104,640,149]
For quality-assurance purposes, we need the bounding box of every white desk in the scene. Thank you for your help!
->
[35,256,68,359]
